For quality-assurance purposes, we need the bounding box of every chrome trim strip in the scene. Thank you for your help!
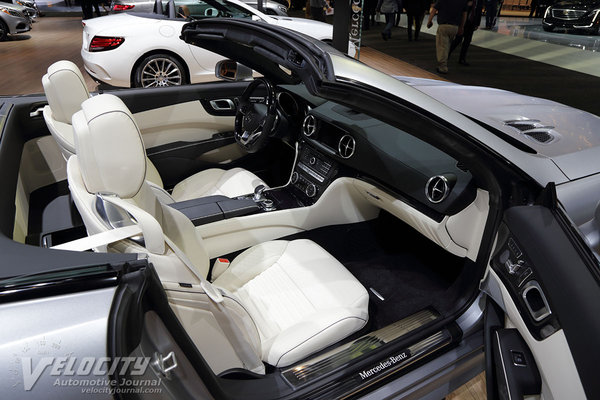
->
[282,309,438,387]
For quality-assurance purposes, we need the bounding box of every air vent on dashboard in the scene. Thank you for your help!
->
[504,119,556,144]
[302,114,318,137]
[338,135,356,159]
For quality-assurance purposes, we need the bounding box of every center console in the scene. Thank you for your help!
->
[168,142,341,227]
[288,144,339,205]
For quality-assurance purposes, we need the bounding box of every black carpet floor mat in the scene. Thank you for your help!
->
[283,212,475,330]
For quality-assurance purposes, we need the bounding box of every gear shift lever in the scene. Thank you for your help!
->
[253,184,266,201]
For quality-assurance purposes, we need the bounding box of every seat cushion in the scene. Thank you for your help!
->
[214,239,369,367]
[170,167,266,201]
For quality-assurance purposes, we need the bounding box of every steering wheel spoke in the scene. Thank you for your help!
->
[234,78,277,153]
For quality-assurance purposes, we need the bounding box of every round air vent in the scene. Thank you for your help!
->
[338,134,356,159]
[302,114,318,137]
[425,175,451,204]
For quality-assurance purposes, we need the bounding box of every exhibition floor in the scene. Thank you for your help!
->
[361,16,600,116]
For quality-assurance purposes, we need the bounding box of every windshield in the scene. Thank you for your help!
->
[176,0,254,19]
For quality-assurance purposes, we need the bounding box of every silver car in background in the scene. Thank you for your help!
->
[110,0,289,15]
[12,0,39,20]
[0,1,31,41]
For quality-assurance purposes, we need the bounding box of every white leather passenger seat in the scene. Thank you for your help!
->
[42,60,266,200]
[214,239,369,366]
[66,93,369,369]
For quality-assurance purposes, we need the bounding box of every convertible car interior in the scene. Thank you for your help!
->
[3,16,600,399]
[10,58,491,382]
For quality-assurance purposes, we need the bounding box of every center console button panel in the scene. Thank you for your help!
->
[290,144,338,204]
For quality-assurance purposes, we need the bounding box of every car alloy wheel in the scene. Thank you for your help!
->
[135,54,185,88]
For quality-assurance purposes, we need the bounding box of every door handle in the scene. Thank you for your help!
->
[209,99,235,111]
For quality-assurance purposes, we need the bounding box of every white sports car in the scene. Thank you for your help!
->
[81,0,340,88]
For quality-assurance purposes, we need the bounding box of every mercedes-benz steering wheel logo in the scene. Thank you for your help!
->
[425,175,450,204]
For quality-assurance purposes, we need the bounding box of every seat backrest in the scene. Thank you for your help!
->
[42,60,90,160]
[67,93,210,282]
[42,60,165,188]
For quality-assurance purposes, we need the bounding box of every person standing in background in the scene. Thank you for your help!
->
[484,0,497,28]
[364,0,378,30]
[310,0,331,21]
[449,0,481,64]
[405,0,429,40]
[377,0,400,40]
[81,0,93,19]
[426,0,468,73]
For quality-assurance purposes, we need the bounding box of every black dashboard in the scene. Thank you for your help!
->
[275,84,477,218]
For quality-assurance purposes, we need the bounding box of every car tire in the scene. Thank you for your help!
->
[542,25,554,32]
[134,54,187,88]
[0,20,9,42]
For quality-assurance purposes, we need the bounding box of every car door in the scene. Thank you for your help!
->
[111,81,249,188]
[481,194,600,399]
[182,0,264,81]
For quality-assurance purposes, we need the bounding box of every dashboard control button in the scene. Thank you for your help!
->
[305,183,317,198]
[291,172,299,184]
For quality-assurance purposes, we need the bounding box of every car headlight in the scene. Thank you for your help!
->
[544,6,551,19]
[0,6,23,17]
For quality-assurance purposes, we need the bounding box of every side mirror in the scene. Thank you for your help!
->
[215,60,253,81]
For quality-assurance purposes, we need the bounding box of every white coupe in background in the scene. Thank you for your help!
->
[81,0,340,88]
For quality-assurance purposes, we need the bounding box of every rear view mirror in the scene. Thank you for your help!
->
[215,60,253,81]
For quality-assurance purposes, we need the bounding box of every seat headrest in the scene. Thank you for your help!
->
[72,94,147,199]
[42,60,90,125]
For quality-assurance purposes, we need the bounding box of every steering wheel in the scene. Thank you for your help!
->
[234,78,277,153]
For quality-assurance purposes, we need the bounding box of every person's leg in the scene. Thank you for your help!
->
[407,12,414,40]
[436,24,458,72]
[383,12,394,39]
[449,31,463,56]
[93,0,101,17]
[459,24,475,63]
[311,6,325,21]
[485,1,493,27]
[414,11,424,40]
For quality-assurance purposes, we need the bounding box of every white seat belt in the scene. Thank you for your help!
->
[51,225,142,251]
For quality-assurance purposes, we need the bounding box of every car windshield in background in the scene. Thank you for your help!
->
[181,0,254,19]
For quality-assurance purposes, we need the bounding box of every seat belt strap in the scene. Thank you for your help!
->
[163,235,265,374]
[51,225,143,251]
[58,193,264,373]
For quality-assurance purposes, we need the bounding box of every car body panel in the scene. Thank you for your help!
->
[0,287,116,398]
[398,76,600,180]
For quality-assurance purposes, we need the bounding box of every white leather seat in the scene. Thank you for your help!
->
[67,93,369,369]
[42,60,266,200]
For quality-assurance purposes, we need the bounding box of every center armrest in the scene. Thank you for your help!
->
[168,195,260,226]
